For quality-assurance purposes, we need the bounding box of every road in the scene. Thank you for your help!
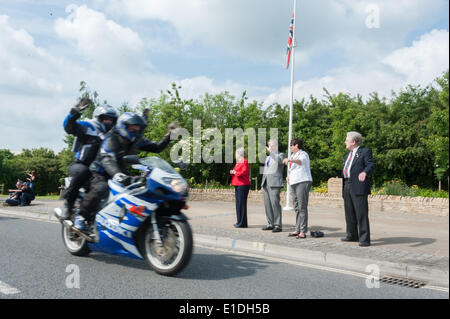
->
[0,214,447,300]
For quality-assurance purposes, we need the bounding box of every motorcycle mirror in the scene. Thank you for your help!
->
[122,155,140,166]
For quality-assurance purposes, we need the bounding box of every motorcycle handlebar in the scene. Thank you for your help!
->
[125,173,149,190]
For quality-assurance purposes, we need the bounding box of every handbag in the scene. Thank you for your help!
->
[310,231,324,238]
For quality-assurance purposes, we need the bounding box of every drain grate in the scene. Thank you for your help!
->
[380,276,427,289]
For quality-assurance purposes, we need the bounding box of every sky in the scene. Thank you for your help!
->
[0,0,448,153]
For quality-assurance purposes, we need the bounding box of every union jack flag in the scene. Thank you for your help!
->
[286,12,294,69]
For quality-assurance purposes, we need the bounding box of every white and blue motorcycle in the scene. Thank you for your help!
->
[55,156,193,276]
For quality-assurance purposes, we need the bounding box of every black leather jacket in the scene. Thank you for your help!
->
[98,131,171,177]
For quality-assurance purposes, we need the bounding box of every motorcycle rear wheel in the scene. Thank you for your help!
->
[61,224,91,256]
[142,220,193,276]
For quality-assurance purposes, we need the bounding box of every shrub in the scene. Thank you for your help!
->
[379,180,412,196]
[311,181,328,193]
[410,188,449,198]
[374,180,449,198]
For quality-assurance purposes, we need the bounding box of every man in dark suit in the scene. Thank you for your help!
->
[341,131,375,247]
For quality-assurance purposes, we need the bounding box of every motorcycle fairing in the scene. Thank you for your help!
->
[87,182,157,259]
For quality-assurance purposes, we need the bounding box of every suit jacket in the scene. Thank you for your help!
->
[261,151,285,188]
[342,147,375,197]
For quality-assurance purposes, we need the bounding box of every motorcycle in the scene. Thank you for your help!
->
[54,156,193,276]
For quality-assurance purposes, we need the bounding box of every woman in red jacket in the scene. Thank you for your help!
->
[230,147,251,228]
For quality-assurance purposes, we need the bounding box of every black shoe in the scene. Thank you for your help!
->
[341,237,359,242]
[262,225,274,231]
[359,242,370,247]
[272,226,282,233]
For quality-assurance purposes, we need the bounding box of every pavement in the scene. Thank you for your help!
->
[0,196,448,288]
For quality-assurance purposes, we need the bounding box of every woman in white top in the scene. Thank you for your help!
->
[283,138,313,239]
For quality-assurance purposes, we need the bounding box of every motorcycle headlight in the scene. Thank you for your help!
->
[170,179,188,194]
[162,177,188,194]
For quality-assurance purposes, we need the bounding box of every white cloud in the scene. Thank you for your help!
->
[264,29,449,106]
[0,7,255,152]
[171,76,272,102]
[54,4,147,71]
[97,0,447,66]
[52,5,178,106]
[0,14,72,151]
[0,15,64,96]
[382,29,449,86]
[0,7,156,152]
[97,0,294,63]
[52,5,271,106]
[264,66,403,106]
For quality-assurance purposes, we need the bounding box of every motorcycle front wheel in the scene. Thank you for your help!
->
[141,219,193,276]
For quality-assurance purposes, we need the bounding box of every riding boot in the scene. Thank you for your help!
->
[74,209,95,236]
[73,213,88,233]
[55,200,74,222]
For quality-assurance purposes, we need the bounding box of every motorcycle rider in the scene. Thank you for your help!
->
[56,98,118,221]
[72,112,178,234]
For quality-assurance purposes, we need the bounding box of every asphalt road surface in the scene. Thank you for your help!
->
[0,215,447,300]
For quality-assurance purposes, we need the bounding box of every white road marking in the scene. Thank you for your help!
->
[423,285,449,293]
[0,280,20,295]
[196,244,449,293]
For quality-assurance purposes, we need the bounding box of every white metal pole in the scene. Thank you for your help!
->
[283,0,296,211]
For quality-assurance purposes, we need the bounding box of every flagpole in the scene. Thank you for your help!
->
[283,0,296,211]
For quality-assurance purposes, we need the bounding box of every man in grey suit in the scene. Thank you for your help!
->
[261,139,285,233]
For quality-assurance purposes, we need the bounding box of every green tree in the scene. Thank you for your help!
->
[0,149,16,194]
[382,84,436,187]
[6,148,63,195]
[52,72,449,193]
[424,71,449,189]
